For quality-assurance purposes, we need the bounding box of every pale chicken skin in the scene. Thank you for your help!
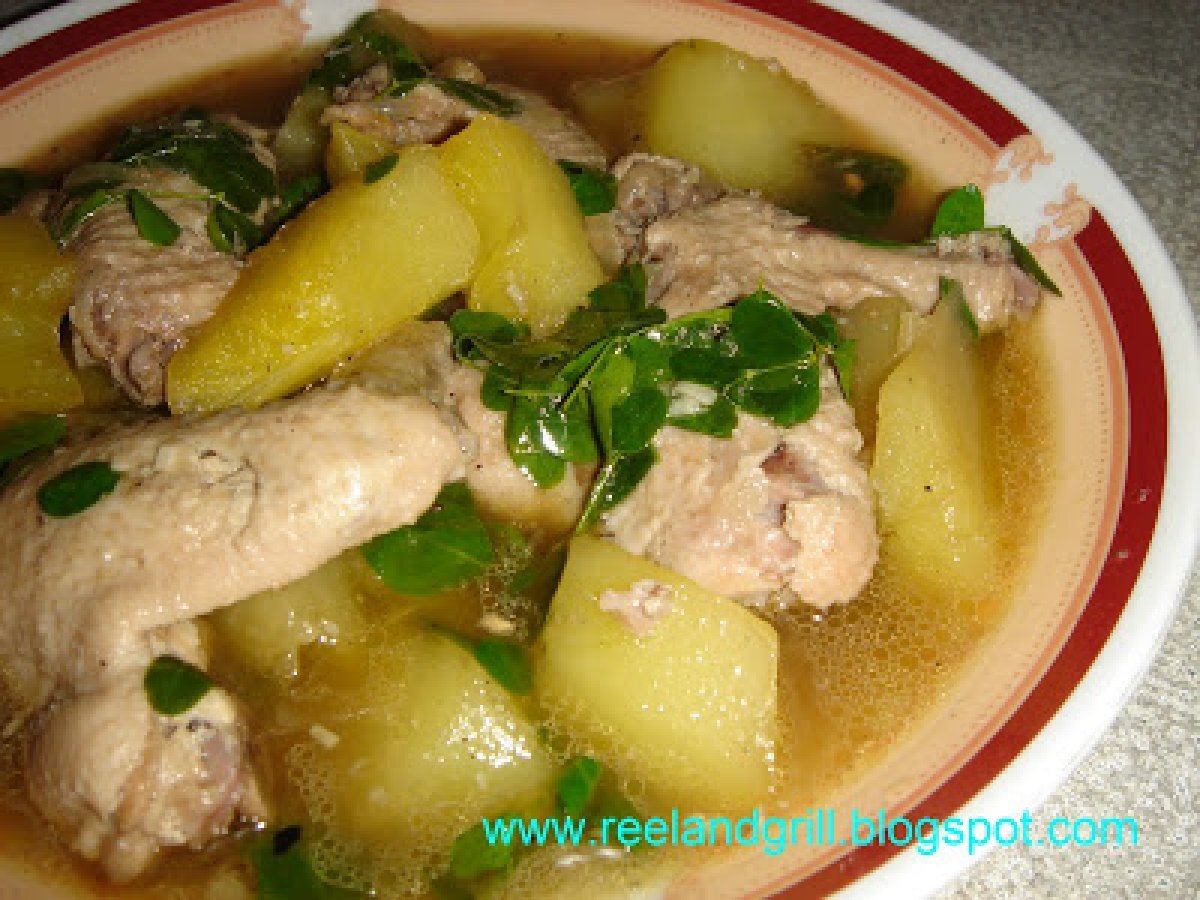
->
[323,60,607,168]
[334,320,587,531]
[0,386,467,879]
[63,118,276,406]
[602,370,877,609]
[642,194,1040,332]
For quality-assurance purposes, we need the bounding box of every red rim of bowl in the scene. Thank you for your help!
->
[0,0,1169,896]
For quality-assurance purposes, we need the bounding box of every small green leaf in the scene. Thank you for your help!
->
[248,827,359,899]
[668,346,742,387]
[143,655,212,716]
[940,276,979,339]
[268,174,327,231]
[610,387,667,454]
[558,160,617,216]
[668,393,737,438]
[578,447,657,532]
[449,310,528,359]
[832,339,857,399]
[729,360,822,427]
[731,289,812,367]
[361,482,493,594]
[363,152,399,184]
[505,398,569,487]
[0,415,65,467]
[436,78,521,116]
[557,756,603,817]
[931,184,985,237]
[0,168,44,214]
[472,639,533,695]
[206,202,261,254]
[128,189,181,246]
[449,819,515,881]
[848,181,895,221]
[37,460,121,518]
[50,187,121,243]
[1000,226,1062,295]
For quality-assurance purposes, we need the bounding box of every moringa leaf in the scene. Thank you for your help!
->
[127,189,181,246]
[939,276,979,339]
[578,446,657,532]
[436,78,522,116]
[361,482,493,594]
[731,289,813,367]
[206,201,261,254]
[931,183,985,237]
[0,168,45,214]
[557,756,603,818]
[668,391,737,438]
[49,187,121,244]
[449,819,515,881]
[558,160,617,216]
[0,414,65,467]
[363,153,399,184]
[143,655,212,716]
[472,638,533,696]
[37,460,121,518]
[998,225,1062,295]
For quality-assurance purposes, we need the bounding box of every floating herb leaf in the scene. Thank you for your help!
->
[997,225,1061,295]
[248,827,361,899]
[472,638,533,695]
[0,415,65,467]
[363,153,399,184]
[127,189,181,246]
[362,482,493,594]
[268,174,327,233]
[558,160,617,216]
[37,460,120,518]
[436,78,521,116]
[452,267,852,532]
[206,202,261,254]
[49,187,122,244]
[308,11,424,91]
[108,113,276,214]
[449,819,515,881]
[557,756,603,818]
[668,390,737,438]
[143,655,212,716]
[940,276,979,339]
[931,183,985,237]
[0,168,45,214]
[578,447,657,532]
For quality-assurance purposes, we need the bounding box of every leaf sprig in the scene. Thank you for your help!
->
[308,11,520,116]
[843,184,1061,296]
[451,264,854,530]
[361,481,494,595]
[49,112,279,254]
[930,184,1061,294]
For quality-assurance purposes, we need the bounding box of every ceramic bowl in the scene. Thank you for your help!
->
[0,1,1196,897]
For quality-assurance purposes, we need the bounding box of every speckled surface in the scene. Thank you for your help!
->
[0,0,1196,897]
[881,3,1199,897]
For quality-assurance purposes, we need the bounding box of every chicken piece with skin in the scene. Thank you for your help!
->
[0,385,467,879]
[642,195,1041,332]
[333,321,587,531]
[62,117,277,407]
[602,370,877,609]
[322,59,607,169]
